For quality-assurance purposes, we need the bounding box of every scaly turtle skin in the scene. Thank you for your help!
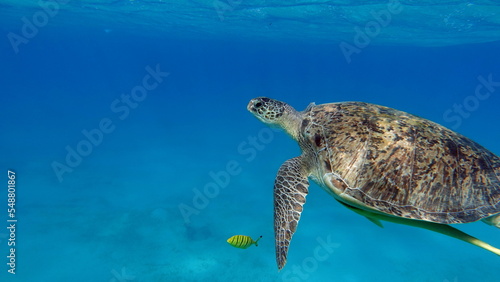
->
[247,97,500,270]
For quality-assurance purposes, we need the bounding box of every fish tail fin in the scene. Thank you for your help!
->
[255,235,263,246]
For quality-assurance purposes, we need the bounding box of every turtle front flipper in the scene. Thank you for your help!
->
[274,156,309,270]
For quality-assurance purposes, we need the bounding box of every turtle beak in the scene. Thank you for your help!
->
[247,98,268,123]
[247,98,266,124]
[247,98,258,113]
[248,97,269,114]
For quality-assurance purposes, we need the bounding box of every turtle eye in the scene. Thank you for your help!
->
[255,102,262,108]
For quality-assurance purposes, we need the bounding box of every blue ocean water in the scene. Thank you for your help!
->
[1,1,500,281]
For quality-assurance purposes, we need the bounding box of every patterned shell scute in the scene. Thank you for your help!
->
[300,102,500,224]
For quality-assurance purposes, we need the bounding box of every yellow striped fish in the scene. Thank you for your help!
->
[227,235,262,249]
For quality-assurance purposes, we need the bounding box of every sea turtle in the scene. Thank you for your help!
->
[247,97,500,270]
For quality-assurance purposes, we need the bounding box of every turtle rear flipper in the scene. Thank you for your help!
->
[338,200,384,228]
[352,204,500,256]
[483,214,500,229]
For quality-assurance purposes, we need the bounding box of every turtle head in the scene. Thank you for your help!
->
[247,97,302,140]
